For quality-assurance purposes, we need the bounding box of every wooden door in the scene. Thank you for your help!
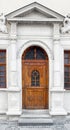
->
[22,46,49,109]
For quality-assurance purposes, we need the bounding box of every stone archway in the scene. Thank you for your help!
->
[17,40,53,111]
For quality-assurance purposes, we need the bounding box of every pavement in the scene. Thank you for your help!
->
[0,115,70,130]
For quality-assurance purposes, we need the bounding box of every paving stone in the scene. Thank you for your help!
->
[5,126,20,130]
[0,116,70,130]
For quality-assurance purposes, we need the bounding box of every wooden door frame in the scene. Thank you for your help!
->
[22,46,49,109]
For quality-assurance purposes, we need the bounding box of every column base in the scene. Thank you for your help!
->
[6,110,22,116]
[50,108,67,115]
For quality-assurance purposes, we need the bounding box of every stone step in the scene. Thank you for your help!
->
[20,114,50,118]
[18,110,53,126]
[18,117,53,126]
[22,109,49,113]
[21,110,50,117]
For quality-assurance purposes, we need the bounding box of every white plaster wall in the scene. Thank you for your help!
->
[63,91,70,113]
[0,91,7,113]
[7,91,21,114]
[17,39,53,54]
[17,23,53,36]
[17,23,53,58]
[64,91,70,113]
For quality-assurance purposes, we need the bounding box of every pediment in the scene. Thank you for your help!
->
[6,2,64,22]
[15,9,56,19]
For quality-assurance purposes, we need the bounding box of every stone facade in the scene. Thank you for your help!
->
[0,2,70,117]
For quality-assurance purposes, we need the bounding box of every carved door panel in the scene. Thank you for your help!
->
[22,60,48,109]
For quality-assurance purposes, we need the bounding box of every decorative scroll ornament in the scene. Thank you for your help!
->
[0,13,7,33]
[61,14,70,33]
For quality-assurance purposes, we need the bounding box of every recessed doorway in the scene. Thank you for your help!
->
[22,46,49,109]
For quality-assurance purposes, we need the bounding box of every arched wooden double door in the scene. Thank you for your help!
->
[22,46,49,109]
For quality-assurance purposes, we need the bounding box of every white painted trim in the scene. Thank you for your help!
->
[17,40,53,59]
[7,18,63,22]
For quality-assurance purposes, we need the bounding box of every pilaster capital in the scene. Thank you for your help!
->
[53,36,60,42]
[53,23,60,41]
[10,36,17,41]
[10,21,18,40]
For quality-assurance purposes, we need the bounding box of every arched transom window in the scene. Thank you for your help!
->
[31,70,40,86]
[22,46,48,60]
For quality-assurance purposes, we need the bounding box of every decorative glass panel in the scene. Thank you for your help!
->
[31,70,40,86]
[36,48,46,59]
[23,46,48,60]
[24,48,34,60]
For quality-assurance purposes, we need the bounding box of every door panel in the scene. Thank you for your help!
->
[22,60,49,109]
[25,88,48,109]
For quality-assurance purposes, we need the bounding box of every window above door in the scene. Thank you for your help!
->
[22,46,48,60]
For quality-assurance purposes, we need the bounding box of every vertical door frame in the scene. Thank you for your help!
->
[17,40,54,112]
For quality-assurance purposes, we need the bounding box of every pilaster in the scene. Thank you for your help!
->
[7,22,21,116]
[9,22,17,88]
[50,23,67,115]
[53,23,61,89]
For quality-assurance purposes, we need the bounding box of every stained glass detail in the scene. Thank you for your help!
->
[36,48,46,59]
[23,46,48,60]
[24,48,34,60]
[31,70,40,86]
